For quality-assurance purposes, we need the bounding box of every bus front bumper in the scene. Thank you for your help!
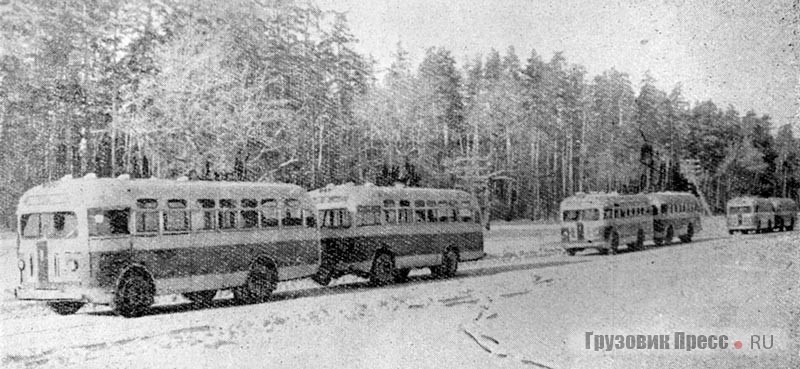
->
[15,284,114,305]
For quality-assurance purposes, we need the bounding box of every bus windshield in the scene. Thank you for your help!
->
[728,206,752,215]
[21,212,79,239]
[562,209,600,222]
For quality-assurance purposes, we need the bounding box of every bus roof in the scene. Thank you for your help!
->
[308,183,477,210]
[645,192,699,206]
[726,196,773,207]
[560,192,650,210]
[17,175,310,214]
[768,197,797,211]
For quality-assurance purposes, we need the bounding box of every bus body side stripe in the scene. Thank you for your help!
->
[91,239,319,287]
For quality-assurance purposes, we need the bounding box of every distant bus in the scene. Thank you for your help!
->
[726,197,775,234]
[647,192,703,245]
[15,174,320,317]
[768,197,797,231]
[560,192,653,255]
[308,183,485,286]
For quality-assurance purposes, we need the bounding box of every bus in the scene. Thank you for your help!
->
[308,183,485,286]
[560,192,653,255]
[15,174,320,317]
[768,197,797,231]
[647,192,703,245]
[726,197,775,234]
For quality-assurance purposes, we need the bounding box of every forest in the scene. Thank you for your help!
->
[0,0,797,227]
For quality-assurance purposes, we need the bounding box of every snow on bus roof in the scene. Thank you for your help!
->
[560,192,650,209]
[726,196,773,206]
[18,174,308,212]
[309,183,476,209]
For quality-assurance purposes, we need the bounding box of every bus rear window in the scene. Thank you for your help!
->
[89,208,130,236]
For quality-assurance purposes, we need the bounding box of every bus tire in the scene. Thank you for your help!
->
[393,268,411,283]
[47,301,84,315]
[565,249,577,256]
[654,238,664,246]
[435,248,459,278]
[370,252,395,286]
[632,229,645,251]
[789,219,795,231]
[665,226,674,245]
[680,224,694,243]
[312,268,333,286]
[234,258,278,304]
[183,290,216,306]
[113,269,155,318]
[608,231,619,255]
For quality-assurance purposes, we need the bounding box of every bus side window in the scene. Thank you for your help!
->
[219,199,237,230]
[652,206,658,215]
[195,199,216,230]
[383,200,397,224]
[426,200,438,222]
[164,199,189,232]
[241,199,258,229]
[88,208,131,236]
[459,208,473,222]
[283,199,302,227]
[414,200,426,223]
[135,198,159,234]
[438,201,450,222]
[261,199,278,228]
[398,200,411,223]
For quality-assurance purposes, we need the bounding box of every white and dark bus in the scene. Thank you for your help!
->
[726,197,776,234]
[560,192,654,255]
[647,192,703,245]
[308,183,485,286]
[15,174,320,317]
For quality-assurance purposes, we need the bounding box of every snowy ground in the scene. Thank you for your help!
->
[0,217,798,368]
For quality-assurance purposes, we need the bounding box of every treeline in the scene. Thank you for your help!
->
[0,0,797,226]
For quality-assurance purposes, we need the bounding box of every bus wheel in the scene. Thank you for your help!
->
[680,224,694,243]
[47,301,84,315]
[789,220,795,231]
[393,268,411,283]
[312,267,333,286]
[565,249,577,256]
[665,226,674,245]
[183,290,216,306]
[632,229,645,251]
[608,232,619,255]
[370,252,395,286]
[114,271,155,318]
[435,249,459,278]
[767,221,773,233]
[235,260,278,304]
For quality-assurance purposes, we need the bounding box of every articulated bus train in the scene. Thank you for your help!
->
[560,192,702,255]
[726,196,797,234]
[308,183,485,286]
[15,174,320,317]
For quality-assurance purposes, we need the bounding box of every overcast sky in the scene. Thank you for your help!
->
[317,0,798,129]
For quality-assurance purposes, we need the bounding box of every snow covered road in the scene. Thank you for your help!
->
[1,218,798,368]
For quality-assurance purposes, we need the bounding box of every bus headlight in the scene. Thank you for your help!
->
[68,260,79,272]
[17,259,25,271]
